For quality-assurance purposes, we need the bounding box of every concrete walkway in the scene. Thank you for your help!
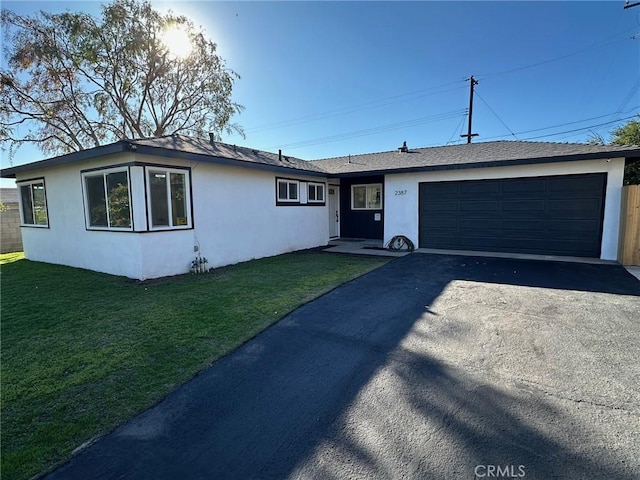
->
[324,239,409,257]
[45,254,640,480]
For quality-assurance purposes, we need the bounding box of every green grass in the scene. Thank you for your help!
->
[0,250,390,480]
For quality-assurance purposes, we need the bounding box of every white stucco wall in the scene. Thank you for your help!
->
[384,158,626,260]
[136,156,329,279]
[16,153,329,279]
[17,153,146,278]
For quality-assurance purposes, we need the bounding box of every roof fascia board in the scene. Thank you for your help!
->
[1,142,128,178]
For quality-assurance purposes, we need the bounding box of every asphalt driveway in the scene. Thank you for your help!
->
[46,254,640,480]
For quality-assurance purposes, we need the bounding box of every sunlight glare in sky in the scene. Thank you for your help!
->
[162,24,192,59]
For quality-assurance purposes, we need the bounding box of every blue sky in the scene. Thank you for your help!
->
[1,1,639,188]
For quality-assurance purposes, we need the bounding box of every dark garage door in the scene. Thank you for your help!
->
[419,173,606,257]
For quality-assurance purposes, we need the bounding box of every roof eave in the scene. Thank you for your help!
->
[1,142,128,178]
[332,151,636,177]
[1,141,329,179]
[132,144,329,177]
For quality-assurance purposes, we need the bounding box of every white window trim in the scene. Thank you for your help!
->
[145,166,192,230]
[277,178,300,203]
[351,183,383,210]
[82,167,133,231]
[307,182,326,204]
[17,178,49,227]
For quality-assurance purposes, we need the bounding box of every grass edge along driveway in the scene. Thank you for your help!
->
[0,250,390,480]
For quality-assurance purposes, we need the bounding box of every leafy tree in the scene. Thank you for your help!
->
[1,0,243,160]
[610,117,640,146]
[611,117,640,185]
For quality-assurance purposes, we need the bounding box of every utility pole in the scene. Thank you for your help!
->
[461,76,479,143]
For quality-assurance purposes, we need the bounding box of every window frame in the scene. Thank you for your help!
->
[307,182,326,205]
[81,167,133,231]
[145,166,193,231]
[17,178,49,228]
[351,183,383,210]
[276,178,300,205]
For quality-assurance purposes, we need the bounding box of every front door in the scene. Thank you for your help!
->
[328,184,340,238]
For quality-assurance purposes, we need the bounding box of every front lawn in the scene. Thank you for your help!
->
[0,251,390,480]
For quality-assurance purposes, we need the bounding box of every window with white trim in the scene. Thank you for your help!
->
[277,178,299,203]
[146,167,191,229]
[82,168,132,230]
[352,184,382,210]
[307,182,325,204]
[18,179,48,227]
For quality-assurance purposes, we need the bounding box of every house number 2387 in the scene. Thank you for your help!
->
[395,190,407,196]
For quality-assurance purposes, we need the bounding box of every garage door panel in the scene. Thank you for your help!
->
[422,217,459,229]
[460,200,499,213]
[548,219,601,233]
[502,199,546,212]
[502,178,546,193]
[460,181,500,196]
[548,176,604,194]
[459,218,502,230]
[419,173,605,257]
[548,198,602,217]
[426,183,460,198]
[421,201,457,214]
[502,219,546,231]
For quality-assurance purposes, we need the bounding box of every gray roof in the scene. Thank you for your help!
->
[0,135,326,178]
[2,136,639,179]
[132,135,326,174]
[0,188,18,204]
[311,141,640,175]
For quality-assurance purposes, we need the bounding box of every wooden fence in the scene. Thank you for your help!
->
[618,184,640,266]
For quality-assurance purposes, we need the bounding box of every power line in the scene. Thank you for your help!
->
[476,27,637,80]
[519,115,637,141]
[614,77,640,114]
[516,117,636,141]
[446,111,468,145]
[474,89,517,139]
[412,112,639,149]
[268,109,467,150]
[272,109,637,152]
[245,28,636,138]
[479,108,639,141]
[246,80,467,134]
